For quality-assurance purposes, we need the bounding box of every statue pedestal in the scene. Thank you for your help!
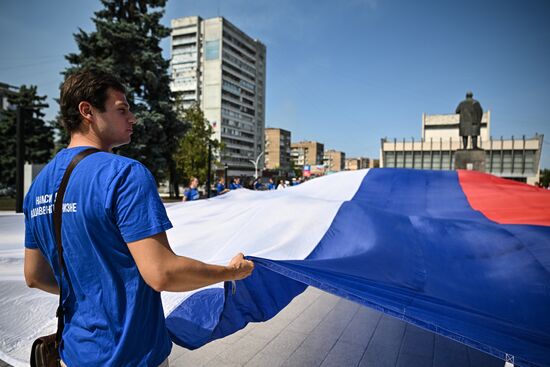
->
[454,149,486,172]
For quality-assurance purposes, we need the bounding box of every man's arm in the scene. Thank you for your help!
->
[127,232,254,292]
[24,248,59,295]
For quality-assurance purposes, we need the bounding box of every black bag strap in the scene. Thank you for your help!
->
[53,147,100,348]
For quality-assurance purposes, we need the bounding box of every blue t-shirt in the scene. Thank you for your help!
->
[229,183,242,190]
[267,183,275,190]
[216,183,225,194]
[183,187,200,201]
[23,147,173,367]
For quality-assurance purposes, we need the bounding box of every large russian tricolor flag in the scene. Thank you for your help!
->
[0,168,549,366]
[162,168,550,367]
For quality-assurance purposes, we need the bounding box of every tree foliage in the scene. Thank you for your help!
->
[61,0,185,189]
[0,85,54,191]
[174,104,221,189]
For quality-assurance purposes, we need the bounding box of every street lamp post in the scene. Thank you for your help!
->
[224,163,228,187]
[206,142,212,198]
[15,107,25,213]
[249,151,264,180]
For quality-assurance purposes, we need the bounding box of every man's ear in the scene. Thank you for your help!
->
[78,101,94,123]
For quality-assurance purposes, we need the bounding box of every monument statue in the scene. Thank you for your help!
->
[455,91,483,149]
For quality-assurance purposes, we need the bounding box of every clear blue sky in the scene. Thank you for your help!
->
[1,0,549,168]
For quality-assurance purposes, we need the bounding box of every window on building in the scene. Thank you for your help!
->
[205,40,220,60]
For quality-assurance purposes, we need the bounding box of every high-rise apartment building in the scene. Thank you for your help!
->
[265,128,291,171]
[170,16,266,176]
[291,141,324,167]
[324,150,346,171]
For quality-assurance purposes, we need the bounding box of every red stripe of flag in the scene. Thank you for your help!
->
[458,170,550,226]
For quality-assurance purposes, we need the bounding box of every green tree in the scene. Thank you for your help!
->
[174,104,221,195]
[61,0,184,192]
[0,85,54,192]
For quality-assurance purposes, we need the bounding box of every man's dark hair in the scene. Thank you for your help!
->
[60,69,126,134]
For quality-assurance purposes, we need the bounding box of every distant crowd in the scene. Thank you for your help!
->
[182,176,309,202]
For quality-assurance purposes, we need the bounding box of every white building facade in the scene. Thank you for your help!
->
[170,16,266,176]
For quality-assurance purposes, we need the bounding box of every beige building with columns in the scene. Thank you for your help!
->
[380,111,544,184]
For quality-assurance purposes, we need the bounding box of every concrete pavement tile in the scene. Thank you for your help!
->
[319,300,358,326]
[245,350,289,367]
[204,356,243,367]
[218,321,257,346]
[284,322,349,366]
[396,352,433,367]
[396,323,434,362]
[286,297,339,334]
[331,297,361,315]
[168,344,189,361]
[433,334,469,367]
[359,341,403,367]
[355,304,386,320]
[320,340,366,367]
[170,352,211,367]
[468,346,504,367]
[282,344,328,367]
[358,315,407,367]
[170,339,230,366]
[216,334,271,365]
[313,306,357,336]
[257,329,308,358]
[276,289,322,321]
[339,306,381,346]
[301,332,339,354]
[213,321,257,347]
[219,329,247,345]
[247,315,291,340]
[307,287,325,296]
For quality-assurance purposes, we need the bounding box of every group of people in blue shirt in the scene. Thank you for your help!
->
[183,176,307,202]
[183,176,242,202]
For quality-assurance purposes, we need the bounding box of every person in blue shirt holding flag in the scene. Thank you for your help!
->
[253,178,263,190]
[229,177,243,190]
[23,70,254,367]
[216,177,229,195]
[183,177,200,202]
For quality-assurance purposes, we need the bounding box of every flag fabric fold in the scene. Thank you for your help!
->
[164,169,550,367]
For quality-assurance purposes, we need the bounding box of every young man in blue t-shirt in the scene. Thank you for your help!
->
[23,70,254,367]
[183,177,200,201]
